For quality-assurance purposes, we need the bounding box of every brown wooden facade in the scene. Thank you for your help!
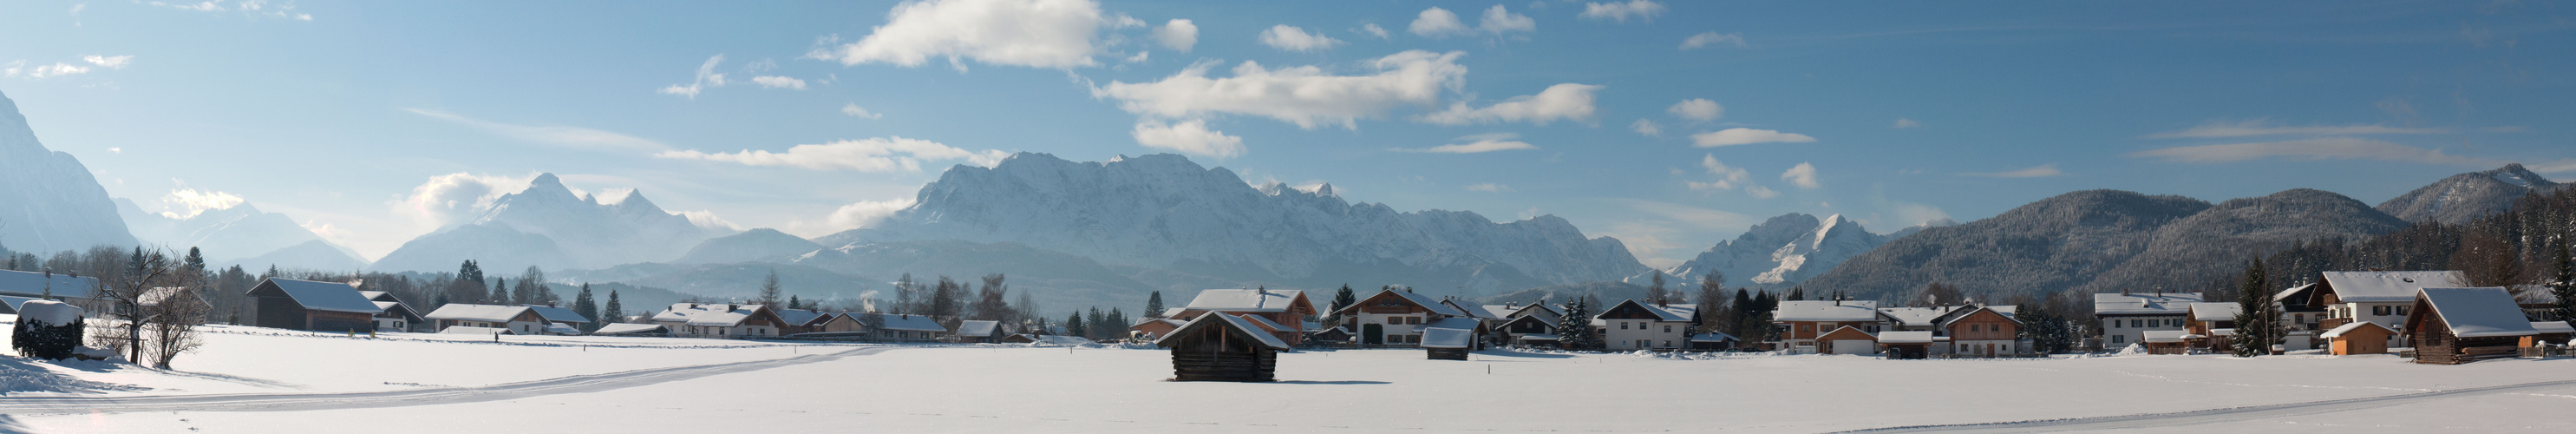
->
[247,280,374,332]
[2404,297,2525,365]
[1158,316,1286,382]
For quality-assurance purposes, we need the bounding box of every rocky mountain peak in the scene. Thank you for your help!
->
[2376,164,2564,225]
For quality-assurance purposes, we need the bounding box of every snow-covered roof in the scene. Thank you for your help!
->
[1517,333,1561,341]
[2209,328,2235,337]
[1595,299,1692,321]
[688,309,755,326]
[358,291,390,300]
[261,279,385,314]
[1421,327,1474,349]
[1772,300,1882,322]
[372,301,405,312]
[426,304,533,322]
[13,299,82,326]
[1878,331,1935,344]
[525,305,592,324]
[2531,321,2574,334]
[1878,306,1958,326]
[440,326,512,335]
[1445,299,1498,319]
[1502,303,1564,319]
[1152,311,1290,350]
[2321,271,2468,303]
[775,308,828,326]
[1479,305,1520,318]
[1425,317,1481,332]
[957,319,1002,336]
[138,286,204,306]
[546,323,582,335]
[2141,330,2189,343]
[592,323,665,335]
[2417,286,2540,338]
[851,312,947,332]
[1237,314,1291,332]
[1183,289,1307,312]
[2320,321,2391,339]
[2187,303,2240,322]
[2272,283,2315,303]
[0,295,40,313]
[2092,293,2201,316]
[0,269,98,299]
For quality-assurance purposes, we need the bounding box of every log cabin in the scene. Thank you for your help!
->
[2319,320,2393,356]
[246,279,384,332]
[1422,326,1474,360]
[2405,286,2540,365]
[1154,312,1290,382]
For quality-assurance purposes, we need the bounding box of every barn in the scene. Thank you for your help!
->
[245,279,383,332]
[1154,312,1290,382]
[1422,327,1473,360]
[2405,287,2540,365]
[2320,321,2395,356]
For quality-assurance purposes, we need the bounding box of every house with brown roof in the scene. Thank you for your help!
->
[1161,288,1317,345]
[1770,300,1888,353]
[1330,288,1471,346]
[2184,303,2240,353]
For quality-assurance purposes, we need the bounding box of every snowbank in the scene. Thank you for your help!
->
[15,300,80,326]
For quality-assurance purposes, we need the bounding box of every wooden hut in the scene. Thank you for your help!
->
[2140,330,2190,354]
[2404,287,2540,365]
[2531,321,2573,345]
[2319,321,2394,356]
[1154,313,1291,382]
[246,279,383,332]
[1422,327,1473,360]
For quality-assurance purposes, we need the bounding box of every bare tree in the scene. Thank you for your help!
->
[756,269,783,307]
[140,286,209,368]
[93,247,180,365]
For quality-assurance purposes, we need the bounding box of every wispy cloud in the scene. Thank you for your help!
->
[1680,31,1748,49]
[2144,119,2448,139]
[657,137,1008,172]
[1465,183,1512,193]
[1893,118,1920,128]
[1631,119,1663,137]
[403,108,671,152]
[1782,162,1820,187]
[1132,119,1246,159]
[1691,128,1816,148]
[750,76,807,89]
[807,0,1110,69]
[1394,133,1539,154]
[1094,50,1468,129]
[1579,1,1666,23]
[658,55,727,99]
[1668,98,1721,122]
[1962,163,2063,178]
[1418,83,1601,126]
[1258,25,1343,52]
[2126,137,2499,166]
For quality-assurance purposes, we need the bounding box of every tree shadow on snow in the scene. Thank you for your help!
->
[0,415,30,434]
[1268,380,1392,385]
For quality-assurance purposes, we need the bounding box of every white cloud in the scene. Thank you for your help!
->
[1744,184,1780,199]
[1893,118,1920,128]
[1093,50,1468,129]
[1631,119,1663,137]
[1259,25,1343,52]
[825,198,918,233]
[1608,199,1758,266]
[657,137,1009,172]
[2142,119,2449,138]
[1963,163,2063,178]
[1691,128,1816,147]
[810,0,1109,69]
[1409,7,1473,38]
[1685,154,1753,191]
[1360,23,1391,39]
[750,76,807,89]
[6,60,92,79]
[1477,5,1537,35]
[1579,1,1666,23]
[1130,119,1246,159]
[840,102,884,119]
[151,1,223,12]
[1893,202,1952,227]
[403,108,672,152]
[82,55,133,69]
[1154,19,1198,52]
[678,210,742,231]
[157,188,245,220]
[1396,134,1540,154]
[2125,137,2511,168]
[402,173,537,227]
[657,55,728,99]
[1417,82,1600,125]
[1465,183,1512,193]
[1680,31,1747,49]
[1782,162,1819,188]
[1667,98,1721,122]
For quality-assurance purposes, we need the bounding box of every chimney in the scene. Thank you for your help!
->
[727,305,737,312]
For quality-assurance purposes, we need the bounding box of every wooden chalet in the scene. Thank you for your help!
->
[1329,288,1471,346]
[2304,271,2467,346]
[2405,287,2540,365]
[1130,318,1186,340]
[2184,303,2239,354]
[359,291,428,332]
[2533,321,2573,345]
[1814,326,1880,355]
[2140,330,2190,354]
[1154,312,1290,382]
[1931,305,2021,357]
[246,279,384,332]
[1166,288,1317,345]
[2319,321,2394,356]
[1422,326,1474,360]
[1771,300,1889,353]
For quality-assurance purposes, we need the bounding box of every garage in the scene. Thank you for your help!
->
[1816,326,1880,355]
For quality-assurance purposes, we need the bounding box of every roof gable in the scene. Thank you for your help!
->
[1596,299,1690,321]
[1152,311,1290,350]
[1183,289,1312,313]
[958,319,1003,336]
[1814,326,1876,341]
[254,279,386,313]
[2092,293,2201,315]
[2320,320,2393,339]
[1335,289,1468,317]
[2416,286,2540,338]
[1774,300,1883,322]
[2321,271,2467,303]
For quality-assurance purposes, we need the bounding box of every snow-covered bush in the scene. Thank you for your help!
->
[10,300,87,360]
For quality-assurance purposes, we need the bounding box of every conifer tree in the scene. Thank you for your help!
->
[572,283,598,332]
[1555,298,1598,351]
[603,289,624,324]
[1065,312,1087,339]
[1785,286,1807,301]
[490,277,509,305]
[1144,291,1165,319]
[2230,259,2276,357]
[2552,243,2575,325]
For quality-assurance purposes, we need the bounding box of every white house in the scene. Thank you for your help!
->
[525,305,593,335]
[1771,300,1889,353]
[651,303,788,338]
[424,304,547,335]
[1595,299,1694,351]
[2094,293,2201,349]
[1329,288,1470,345]
[2303,271,2467,348]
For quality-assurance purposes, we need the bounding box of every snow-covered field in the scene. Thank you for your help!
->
[4,321,2572,433]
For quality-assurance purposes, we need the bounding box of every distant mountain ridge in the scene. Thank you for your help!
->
[0,91,138,253]
[1664,213,1928,289]
[116,198,369,270]
[1800,187,2410,301]
[371,173,736,273]
[821,152,1656,296]
[2375,163,2562,225]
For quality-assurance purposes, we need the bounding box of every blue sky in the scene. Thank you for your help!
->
[3,0,2570,267]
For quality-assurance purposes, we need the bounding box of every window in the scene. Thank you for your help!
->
[1800,325,1812,332]
[2112,335,2125,343]
[1664,325,1672,332]
[2396,306,2409,316]
[2131,319,2143,328]
[2373,306,2390,316]
[2294,313,2305,323]
[1970,324,1980,332]
[1408,317,1422,325]
[1387,317,1402,325]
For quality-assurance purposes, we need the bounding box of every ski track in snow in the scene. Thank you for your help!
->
[1832,378,2576,433]
[0,346,892,415]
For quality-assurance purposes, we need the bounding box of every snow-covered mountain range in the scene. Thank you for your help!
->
[1664,214,1929,289]
[115,198,369,270]
[370,174,736,273]
[817,153,1655,296]
[2374,163,2563,225]
[0,91,138,253]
